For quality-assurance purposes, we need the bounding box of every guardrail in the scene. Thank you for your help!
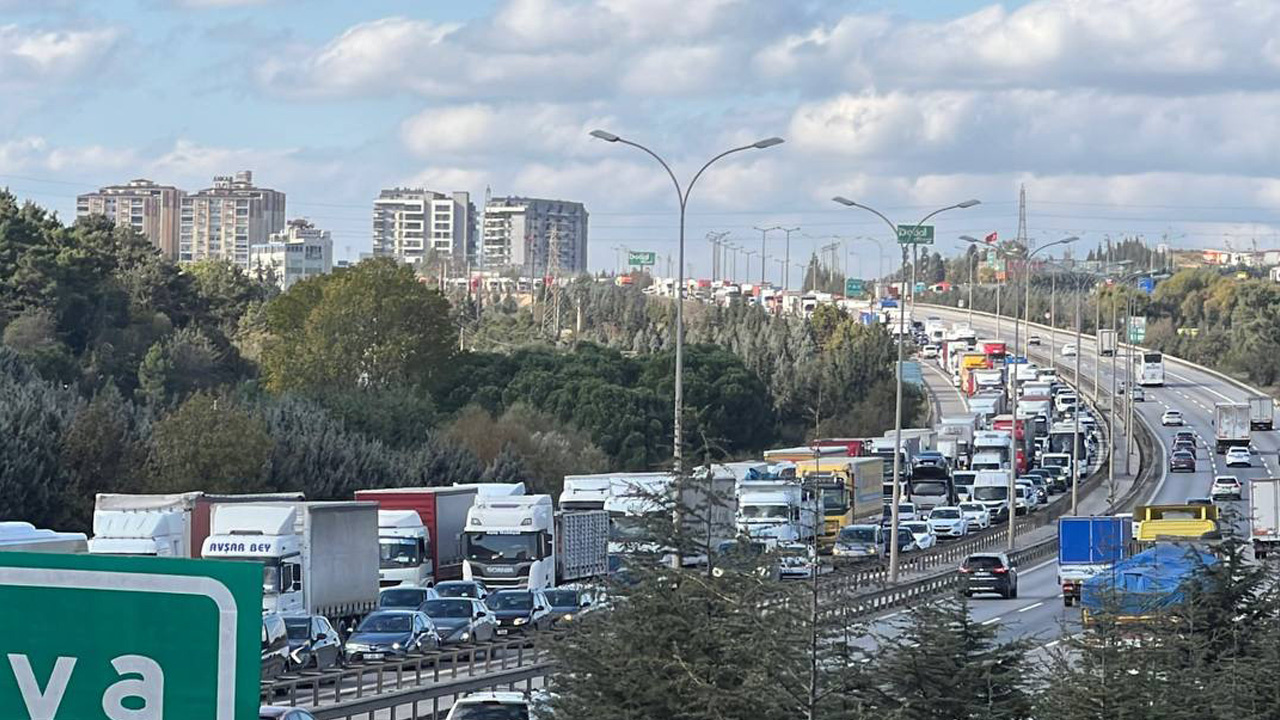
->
[309,662,551,720]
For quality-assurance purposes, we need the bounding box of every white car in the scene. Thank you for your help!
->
[1226,447,1253,467]
[922,345,939,359]
[959,502,992,530]
[446,691,529,720]
[1062,343,1078,357]
[1211,475,1244,500]
[896,502,920,522]
[1161,410,1184,426]
[926,506,971,538]
[900,521,937,551]
[1028,334,1042,346]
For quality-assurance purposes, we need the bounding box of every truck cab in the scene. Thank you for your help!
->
[463,496,555,591]
[376,510,432,588]
[90,509,188,557]
[737,480,819,544]
[203,505,305,615]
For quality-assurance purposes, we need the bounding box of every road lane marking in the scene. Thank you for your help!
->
[982,617,1002,625]
[1017,602,1044,613]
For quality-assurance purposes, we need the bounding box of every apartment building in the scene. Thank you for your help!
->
[248,218,333,290]
[371,188,475,266]
[481,196,588,274]
[179,171,286,266]
[76,179,184,260]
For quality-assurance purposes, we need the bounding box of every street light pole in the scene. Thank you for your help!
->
[591,130,783,472]
[781,226,800,292]
[831,196,980,583]
[754,225,781,287]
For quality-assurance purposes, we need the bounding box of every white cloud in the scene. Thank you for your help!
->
[0,25,122,87]
[400,103,612,159]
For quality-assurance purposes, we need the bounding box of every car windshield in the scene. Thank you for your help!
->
[931,508,960,519]
[903,523,928,534]
[422,600,472,618]
[544,590,580,607]
[380,589,427,608]
[437,583,481,598]
[284,618,310,641]
[379,538,422,569]
[449,704,529,720]
[741,504,790,520]
[487,592,534,611]
[838,526,878,542]
[964,556,1005,570]
[464,533,539,563]
[973,487,1008,501]
[609,515,655,543]
[911,481,948,496]
[960,504,985,513]
[820,485,849,512]
[356,613,411,634]
[1174,452,1193,460]
[900,504,916,514]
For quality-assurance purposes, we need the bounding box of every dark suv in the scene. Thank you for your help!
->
[959,552,1018,599]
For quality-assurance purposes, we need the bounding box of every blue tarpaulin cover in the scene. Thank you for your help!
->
[1080,544,1216,616]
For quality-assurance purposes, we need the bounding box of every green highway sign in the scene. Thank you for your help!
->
[1128,316,1147,343]
[896,224,935,245]
[845,278,865,295]
[628,251,656,266]
[0,552,260,720]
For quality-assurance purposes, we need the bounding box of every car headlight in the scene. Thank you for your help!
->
[563,614,574,622]
[392,642,402,651]
[513,617,526,626]
[460,632,470,641]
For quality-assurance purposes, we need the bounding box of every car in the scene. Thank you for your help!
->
[1226,446,1253,467]
[1062,343,1078,357]
[1022,476,1051,503]
[343,610,439,662]
[926,506,970,538]
[922,345,939,359]
[896,502,920,522]
[421,598,498,645]
[1211,475,1244,500]
[1131,386,1145,402]
[486,589,554,635]
[261,612,291,681]
[1028,334,1042,346]
[1162,410,1185,426]
[960,552,1019,599]
[887,528,918,554]
[261,708,318,720]
[958,502,992,530]
[435,580,489,600]
[283,614,342,670]
[379,585,439,610]
[914,451,949,470]
[1174,430,1196,444]
[833,524,884,558]
[776,542,832,579]
[1169,450,1196,472]
[1116,381,1126,395]
[900,521,938,550]
[1173,440,1198,458]
[446,691,530,720]
[543,586,599,625]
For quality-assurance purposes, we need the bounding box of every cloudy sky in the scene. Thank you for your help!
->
[4,0,1280,279]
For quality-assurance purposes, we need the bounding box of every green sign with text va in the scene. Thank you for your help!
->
[896,225,935,245]
[845,278,865,295]
[628,251,656,266]
[0,552,261,720]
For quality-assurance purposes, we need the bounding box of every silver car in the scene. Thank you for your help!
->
[421,598,497,645]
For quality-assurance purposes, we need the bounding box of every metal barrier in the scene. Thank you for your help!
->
[309,663,552,720]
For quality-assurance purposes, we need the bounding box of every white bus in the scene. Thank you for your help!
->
[1138,351,1165,386]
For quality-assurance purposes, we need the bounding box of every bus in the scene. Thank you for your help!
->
[1138,351,1165,386]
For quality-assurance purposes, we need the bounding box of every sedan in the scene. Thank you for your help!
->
[261,708,318,720]
[421,598,497,645]
[1062,343,1078,357]
[283,615,342,671]
[378,586,439,610]
[1162,410,1185,426]
[900,521,937,551]
[959,502,992,530]
[487,589,553,635]
[445,692,530,720]
[1174,430,1197,445]
[1173,440,1197,458]
[1169,450,1196,473]
[543,586,598,625]
[435,580,489,601]
[926,507,970,538]
[1029,334,1042,346]
[1211,475,1244,501]
[1226,447,1253,467]
[343,610,439,663]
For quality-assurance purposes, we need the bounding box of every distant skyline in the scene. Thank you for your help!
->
[3,0,1280,279]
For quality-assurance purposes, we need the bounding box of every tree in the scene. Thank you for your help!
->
[57,385,149,530]
[0,348,82,528]
[261,258,456,394]
[137,327,230,406]
[148,392,274,493]
[185,259,275,334]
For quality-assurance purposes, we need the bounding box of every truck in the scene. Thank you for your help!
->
[1080,544,1216,622]
[737,479,820,544]
[1058,516,1131,607]
[972,368,1004,394]
[0,522,87,554]
[795,457,882,545]
[1132,504,1219,543]
[971,430,1013,472]
[1097,328,1117,357]
[937,415,979,469]
[992,414,1031,474]
[462,495,608,590]
[969,393,1006,425]
[870,435,920,487]
[763,445,848,463]
[559,473,615,511]
[354,486,479,585]
[1250,395,1275,431]
[970,470,1013,520]
[1214,402,1252,454]
[1249,478,1280,558]
[89,491,304,558]
[202,501,380,626]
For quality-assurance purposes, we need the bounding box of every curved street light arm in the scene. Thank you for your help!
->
[686,144,761,207]
[615,138,684,208]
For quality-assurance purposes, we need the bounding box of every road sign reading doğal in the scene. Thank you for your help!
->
[0,552,260,720]
[896,224,935,245]
[845,278,865,295]
[1129,316,1147,343]
[628,251,656,266]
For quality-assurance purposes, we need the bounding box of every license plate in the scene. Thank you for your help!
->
[365,653,384,661]
[496,629,509,636]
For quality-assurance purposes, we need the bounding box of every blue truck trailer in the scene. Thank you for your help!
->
[1057,516,1132,607]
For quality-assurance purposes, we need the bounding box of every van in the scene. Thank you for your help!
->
[262,612,291,681]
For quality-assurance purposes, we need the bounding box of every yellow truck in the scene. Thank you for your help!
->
[794,457,884,547]
[1133,504,1219,543]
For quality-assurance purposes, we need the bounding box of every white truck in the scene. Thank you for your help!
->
[1214,402,1252,454]
[736,479,819,544]
[1250,396,1275,431]
[355,486,481,585]
[0,522,86,553]
[937,415,979,469]
[559,473,615,511]
[89,491,304,558]
[1250,478,1280,559]
[605,468,738,564]
[462,495,608,590]
[1097,328,1117,357]
[202,501,380,627]
[971,470,1013,520]
[971,430,1013,471]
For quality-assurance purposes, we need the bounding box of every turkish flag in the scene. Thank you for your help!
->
[984,232,998,244]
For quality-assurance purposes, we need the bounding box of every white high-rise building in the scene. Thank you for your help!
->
[179,171,286,267]
[481,195,588,274]
[248,219,333,290]
[76,179,184,260]
[371,188,475,266]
